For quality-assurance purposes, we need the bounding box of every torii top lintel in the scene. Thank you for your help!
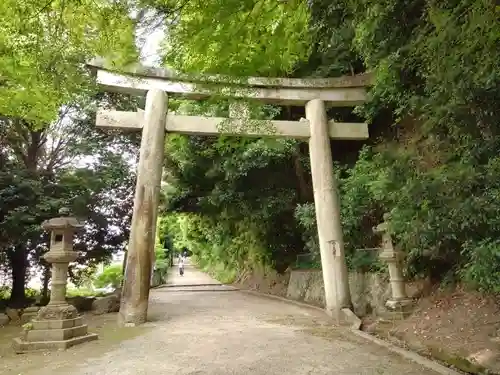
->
[86,59,371,106]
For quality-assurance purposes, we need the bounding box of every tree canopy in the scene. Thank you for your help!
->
[1,0,500,304]
[152,0,500,292]
[155,0,311,76]
[0,92,139,303]
[0,0,137,124]
[0,0,141,303]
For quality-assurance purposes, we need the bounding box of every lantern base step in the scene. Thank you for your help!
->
[13,333,98,353]
[384,298,414,320]
[12,316,98,353]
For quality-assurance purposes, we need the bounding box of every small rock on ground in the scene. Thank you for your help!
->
[91,295,120,315]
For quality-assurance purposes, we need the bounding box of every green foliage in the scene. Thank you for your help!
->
[0,93,138,302]
[0,287,45,300]
[0,0,138,124]
[0,0,140,301]
[2,0,496,297]
[94,264,123,289]
[290,0,500,292]
[150,0,500,295]
[159,98,309,278]
[0,286,9,300]
[461,240,500,294]
[159,213,270,283]
[294,154,385,274]
[295,142,500,290]
[157,0,311,76]
[66,287,106,298]
[154,246,169,270]
[293,252,321,270]
[294,203,320,260]
[153,245,169,283]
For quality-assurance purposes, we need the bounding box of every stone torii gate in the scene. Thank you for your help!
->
[87,60,370,326]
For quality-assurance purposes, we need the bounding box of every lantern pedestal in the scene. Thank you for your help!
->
[12,315,98,352]
[378,249,414,319]
[13,209,98,353]
[374,214,414,320]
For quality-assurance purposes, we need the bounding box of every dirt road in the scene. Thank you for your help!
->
[2,265,442,375]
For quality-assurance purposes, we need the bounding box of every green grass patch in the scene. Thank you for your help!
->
[200,262,238,284]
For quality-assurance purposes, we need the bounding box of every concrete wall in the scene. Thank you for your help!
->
[286,269,428,317]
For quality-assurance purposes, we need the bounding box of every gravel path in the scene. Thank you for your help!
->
[13,265,440,375]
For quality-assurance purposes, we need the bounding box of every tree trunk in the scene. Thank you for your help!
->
[292,145,313,202]
[7,245,27,307]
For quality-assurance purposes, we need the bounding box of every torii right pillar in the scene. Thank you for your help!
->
[306,99,352,319]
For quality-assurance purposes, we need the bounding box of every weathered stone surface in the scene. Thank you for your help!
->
[491,336,500,348]
[19,266,439,375]
[286,270,325,307]
[32,316,83,330]
[14,311,98,353]
[235,267,290,297]
[67,296,96,312]
[118,89,167,327]
[286,270,313,301]
[0,313,9,326]
[21,311,38,325]
[12,210,99,353]
[362,319,382,334]
[37,304,78,320]
[26,324,88,342]
[6,307,21,325]
[467,348,500,373]
[91,294,120,315]
[286,270,429,318]
[23,306,40,313]
[34,295,50,306]
[12,333,98,353]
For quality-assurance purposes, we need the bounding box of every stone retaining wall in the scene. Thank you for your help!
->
[286,269,429,317]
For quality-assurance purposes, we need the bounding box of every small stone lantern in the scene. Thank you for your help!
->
[13,208,98,353]
[373,213,413,317]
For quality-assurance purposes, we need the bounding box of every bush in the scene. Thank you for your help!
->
[66,287,106,298]
[294,143,500,290]
[94,264,123,289]
[461,240,500,294]
[0,286,10,299]
[0,286,41,300]
[294,203,320,261]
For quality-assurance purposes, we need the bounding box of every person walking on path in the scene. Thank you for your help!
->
[178,253,185,276]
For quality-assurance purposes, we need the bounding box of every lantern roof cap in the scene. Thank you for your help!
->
[42,208,84,230]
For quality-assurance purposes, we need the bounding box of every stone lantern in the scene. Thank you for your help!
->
[373,213,413,317]
[13,208,98,353]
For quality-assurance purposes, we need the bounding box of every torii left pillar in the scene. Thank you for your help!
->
[119,89,168,326]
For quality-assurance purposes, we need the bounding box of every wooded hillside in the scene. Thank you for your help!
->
[157,0,500,294]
